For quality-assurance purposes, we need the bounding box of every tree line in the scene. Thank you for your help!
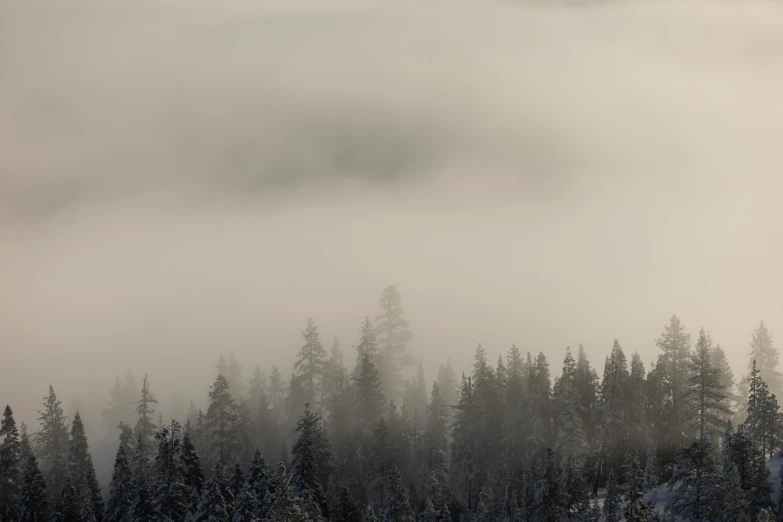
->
[0,285,781,521]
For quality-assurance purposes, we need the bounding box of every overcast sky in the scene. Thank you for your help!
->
[2,0,783,426]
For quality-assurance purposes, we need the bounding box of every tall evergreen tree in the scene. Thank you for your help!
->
[603,465,621,522]
[384,465,414,522]
[267,464,309,522]
[686,328,731,442]
[295,319,328,410]
[291,404,332,517]
[206,375,238,467]
[153,420,189,521]
[133,374,158,446]
[656,315,692,455]
[750,321,781,396]
[130,434,156,522]
[593,340,629,494]
[19,453,49,522]
[104,443,132,522]
[423,382,448,494]
[353,351,386,433]
[624,447,653,522]
[68,411,104,520]
[668,437,722,521]
[0,405,22,522]
[36,386,69,499]
[195,477,229,522]
[335,485,362,522]
[375,285,414,402]
[53,474,80,522]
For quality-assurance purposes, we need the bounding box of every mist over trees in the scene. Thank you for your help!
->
[0,286,781,521]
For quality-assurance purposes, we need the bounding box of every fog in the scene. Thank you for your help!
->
[2,0,783,437]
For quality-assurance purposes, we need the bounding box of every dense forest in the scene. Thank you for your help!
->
[1,285,781,521]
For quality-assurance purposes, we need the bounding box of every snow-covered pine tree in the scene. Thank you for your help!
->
[153,420,189,521]
[384,465,414,522]
[418,497,438,522]
[292,403,332,517]
[534,448,563,522]
[130,433,156,522]
[722,463,750,522]
[195,477,229,522]
[53,474,80,522]
[552,349,589,518]
[67,411,104,520]
[245,450,272,517]
[593,340,629,494]
[36,386,69,497]
[624,447,653,522]
[668,437,722,521]
[206,375,238,468]
[266,464,309,522]
[363,505,379,522]
[0,404,22,522]
[375,285,414,403]
[603,465,621,522]
[104,441,133,522]
[334,485,362,522]
[353,350,386,433]
[19,453,50,522]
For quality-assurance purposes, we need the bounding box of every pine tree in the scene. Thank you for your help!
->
[423,382,448,492]
[181,430,205,510]
[295,319,328,410]
[419,497,438,522]
[19,454,49,522]
[625,447,653,522]
[656,315,692,454]
[535,448,563,522]
[130,434,156,522]
[375,285,414,402]
[722,463,750,522]
[750,321,781,396]
[334,485,362,522]
[603,465,621,522]
[104,443,132,522]
[133,375,158,459]
[353,350,386,433]
[593,340,629,494]
[686,328,731,442]
[267,366,286,427]
[206,375,238,467]
[36,386,69,497]
[668,437,722,521]
[153,420,189,521]
[246,450,272,516]
[67,411,104,520]
[231,484,259,522]
[384,465,414,522]
[266,464,309,522]
[0,405,22,522]
[53,474,80,522]
[195,477,229,522]
[292,404,332,516]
